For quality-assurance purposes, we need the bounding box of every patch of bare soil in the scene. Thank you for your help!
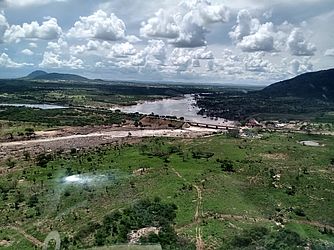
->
[139,116,184,129]
[7,225,43,247]
[0,126,217,161]
[132,168,152,176]
[128,227,160,244]
[0,239,11,247]
[261,153,288,160]
[171,167,204,250]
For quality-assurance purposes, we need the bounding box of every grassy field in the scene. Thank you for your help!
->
[0,107,145,141]
[0,79,220,108]
[0,132,334,249]
[0,106,142,128]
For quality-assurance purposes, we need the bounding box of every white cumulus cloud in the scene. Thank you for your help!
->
[140,9,179,39]
[0,52,31,68]
[121,40,167,68]
[46,38,68,53]
[22,48,34,55]
[4,17,62,43]
[169,48,193,71]
[324,48,334,57]
[0,11,9,42]
[243,52,275,72]
[288,58,313,75]
[287,28,316,56]
[169,47,214,71]
[68,10,126,41]
[229,9,255,41]
[29,42,37,48]
[39,51,83,69]
[109,42,136,58]
[2,0,67,8]
[140,0,229,47]
[237,22,275,52]
[230,10,276,52]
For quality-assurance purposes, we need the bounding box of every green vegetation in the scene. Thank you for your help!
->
[261,68,334,100]
[0,132,333,249]
[94,198,193,249]
[197,92,334,122]
[0,106,142,128]
[0,78,219,107]
[229,226,306,249]
[0,120,47,137]
[196,69,334,122]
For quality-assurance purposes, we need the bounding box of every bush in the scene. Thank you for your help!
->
[94,198,182,248]
[218,159,235,172]
[28,194,39,207]
[192,151,214,160]
[5,158,16,169]
[294,207,306,217]
[36,153,52,168]
[229,227,306,249]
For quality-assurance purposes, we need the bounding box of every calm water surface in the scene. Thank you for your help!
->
[114,95,234,126]
[0,103,67,109]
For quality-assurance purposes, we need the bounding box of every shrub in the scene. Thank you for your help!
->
[36,153,52,168]
[218,159,235,172]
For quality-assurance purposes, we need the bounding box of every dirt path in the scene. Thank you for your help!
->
[297,220,334,231]
[177,212,334,233]
[171,167,204,250]
[0,127,218,160]
[7,225,43,247]
[1,127,217,147]
[194,184,204,250]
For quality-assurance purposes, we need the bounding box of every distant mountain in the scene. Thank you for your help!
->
[25,70,48,79]
[260,68,334,101]
[24,71,89,81]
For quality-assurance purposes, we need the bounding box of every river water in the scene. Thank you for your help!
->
[114,94,235,126]
[0,103,67,109]
[0,96,234,126]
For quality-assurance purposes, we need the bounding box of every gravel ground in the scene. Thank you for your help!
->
[0,126,219,160]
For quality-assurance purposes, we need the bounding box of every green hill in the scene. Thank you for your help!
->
[24,70,48,79]
[24,71,89,81]
[261,68,334,100]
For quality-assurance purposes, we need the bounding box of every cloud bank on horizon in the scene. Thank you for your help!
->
[0,0,333,84]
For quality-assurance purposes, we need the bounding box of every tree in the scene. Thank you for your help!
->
[7,133,13,140]
[36,153,52,168]
[94,198,180,247]
[192,151,214,160]
[5,158,16,169]
[23,151,31,161]
[25,128,35,138]
[219,159,235,172]
[330,158,334,165]
[28,194,39,207]
[227,129,240,138]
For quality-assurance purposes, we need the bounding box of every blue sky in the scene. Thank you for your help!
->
[0,0,333,84]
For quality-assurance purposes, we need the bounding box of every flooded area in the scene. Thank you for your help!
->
[0,103,67,109]
[114,94,235,126]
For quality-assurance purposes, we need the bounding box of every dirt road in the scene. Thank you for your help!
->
[171,167,205,250]
[5,225,43,248]
[0,126,218,159]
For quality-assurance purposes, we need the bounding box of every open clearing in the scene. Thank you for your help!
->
[0,126,218,159]
[0,130,333,249]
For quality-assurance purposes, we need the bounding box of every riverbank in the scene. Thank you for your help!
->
[112,94,236,127]
[0,103,68,109]
[0,125,219,160]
